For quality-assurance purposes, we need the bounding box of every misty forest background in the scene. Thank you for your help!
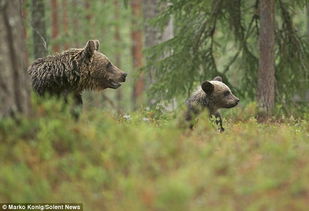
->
[0,0,309,210]
[0,0,308,116]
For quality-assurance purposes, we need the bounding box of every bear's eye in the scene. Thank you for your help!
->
[106,62,112,68]
[223,90,230,96]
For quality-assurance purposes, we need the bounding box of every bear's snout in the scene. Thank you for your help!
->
[120,73,128,82]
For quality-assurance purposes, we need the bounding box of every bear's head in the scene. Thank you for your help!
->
[201,76,239,109]
[76,40,127,90]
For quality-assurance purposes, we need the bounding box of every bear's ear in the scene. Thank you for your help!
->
[82,40,100,62]
[212,76,222,82]
[93,40,100,50]
[201,81,214,95]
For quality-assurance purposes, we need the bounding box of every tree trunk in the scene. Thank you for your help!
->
[307,3,309,38]
[31,0,48,59]
[114,0,123,112]
[143,0,160,85]
[143,0,174,105]
[0,0,31,117]
[21,2,29,65]
[84,0,92,40]
[131,0,144,109]
[51,0,59,52]
[62,0,69,49]
[71,0,80,46]
[85,0,91,23]
[257,0,275,121]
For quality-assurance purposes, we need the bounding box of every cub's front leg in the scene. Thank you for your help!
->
[212,112,224,132]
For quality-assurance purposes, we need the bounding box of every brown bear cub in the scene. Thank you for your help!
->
[185,76,239,132]
[27,40,127,105]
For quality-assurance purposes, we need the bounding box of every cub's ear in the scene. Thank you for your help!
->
[201,81,214,95]
[81,40,100,63]
[212,76,222,82]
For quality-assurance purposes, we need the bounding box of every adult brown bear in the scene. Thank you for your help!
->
[28,40,127,105]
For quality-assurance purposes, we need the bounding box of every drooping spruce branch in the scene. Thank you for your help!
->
[144,0,308,104]
[275,0,309,103]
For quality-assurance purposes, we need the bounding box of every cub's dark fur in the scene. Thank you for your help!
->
[185,76,239,132]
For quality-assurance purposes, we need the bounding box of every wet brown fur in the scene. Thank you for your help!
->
[27,40,127,105]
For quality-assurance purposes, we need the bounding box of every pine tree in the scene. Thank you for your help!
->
[146,0,309,112]
[31,0,48,58]
[0,0,31,117]
[51,0,59,52]
[257,0,275,119]
[131,0,144,109]
[114,0,123,111]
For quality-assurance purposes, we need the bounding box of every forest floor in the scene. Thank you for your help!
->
[0,100,308,211]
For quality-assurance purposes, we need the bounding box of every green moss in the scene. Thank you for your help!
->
[0,99,308,210]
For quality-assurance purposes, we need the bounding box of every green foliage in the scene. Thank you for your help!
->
[145,0,309,104]
[25,0,133,110]
[0,99,309,210]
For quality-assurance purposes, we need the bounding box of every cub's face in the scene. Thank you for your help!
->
[201,76,239,109]
[90,52,127,89]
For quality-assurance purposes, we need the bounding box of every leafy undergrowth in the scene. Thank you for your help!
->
[0,100,309,211]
